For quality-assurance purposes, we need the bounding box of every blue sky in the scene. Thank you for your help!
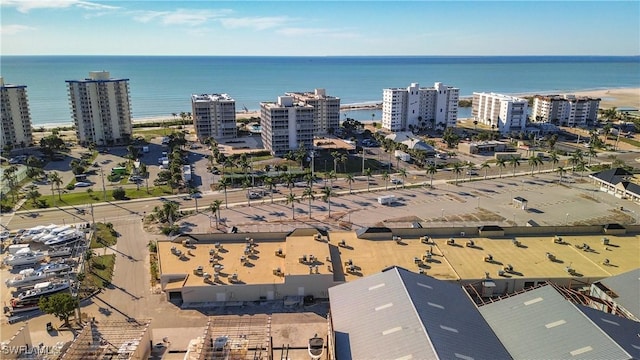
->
[2,1,639,56]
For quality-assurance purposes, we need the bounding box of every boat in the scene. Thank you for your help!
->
[16,281,71,301]
[36,225,72,244]
[47,246,72,258]
[2,249,47,266]
[10,281,71,313]
[30,224,60,243]
[44,229,83,247]
[16,226,46,243]
[37,262,72,275]
[5,268,50,288]
[308,334,324,360]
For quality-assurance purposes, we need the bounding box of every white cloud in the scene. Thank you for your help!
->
[220,16,289,31]
[276,27,360,39]
[0,24,36,35]
[131,9,232,26]
[2,0,119,13]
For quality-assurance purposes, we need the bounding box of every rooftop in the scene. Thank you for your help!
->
[59,319,151,360]
[474,92,528,102]
[191,93,235,102]
[158,231,639,287]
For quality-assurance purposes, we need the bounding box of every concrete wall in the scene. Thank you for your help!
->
[0,323,32,359]
[173,232,289,244]
[373,225,635,239]
[180,273,337,303]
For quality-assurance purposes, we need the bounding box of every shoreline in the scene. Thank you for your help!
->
[32,86,639,130]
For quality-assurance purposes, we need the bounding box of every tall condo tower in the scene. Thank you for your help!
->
[260,96,314,157]
[66,71,132,146]
[472,92,528,134]
[382,82,459,132]
[1,77,33,149]
[191,93,237,143]
[285,89,340,135]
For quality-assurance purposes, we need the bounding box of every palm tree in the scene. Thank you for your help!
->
[162,201,179,226]
[381,171,390,190]
[508,156,520,176]
[218,177,231,209]
[452,162,463,185]
[556,166,566,183]
[364,168,373,192]
[345,173,355,194]
[465,161,475,181]
[48,171,63,202]
[331,151,340,173]
[587,147,597,166]
[209,200,223,229]
[321,186,334,219]
[496,158,507,178]
[338,153,348,173]
[264,176,275,204]
[328,170,337,188]
[549,151,559,171]
[480,161,491,180]
[425,164,437,187]
[285,193,299,219]
[569,150,584,174]
[398,168,408,189]
[302,187,315,218]
[26,189,41,206]
[283,172,296,194]
[528,155,541,175]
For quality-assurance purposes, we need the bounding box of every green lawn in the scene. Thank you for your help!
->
[87,254,116,289]
[618,137,640,148]
[90,222,118,248]
[21,185,173,210]
[133,128,169,141]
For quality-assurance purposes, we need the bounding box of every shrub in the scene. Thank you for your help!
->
[65,183,75,190]
[112,187,126,200]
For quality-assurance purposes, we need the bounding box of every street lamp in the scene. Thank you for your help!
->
[441,209,445,220]
[565,213,570,225]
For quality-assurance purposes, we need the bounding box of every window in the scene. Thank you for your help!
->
[524,281,534,288]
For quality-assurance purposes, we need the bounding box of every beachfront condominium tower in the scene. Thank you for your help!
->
[0,77,33,150]
[531,94,600,127]
[472,92,528,134]
[285,89,340,135]
[260,96,314,157]
[382,82,459,132]
[191,93,237,143]
[66,71,132,146]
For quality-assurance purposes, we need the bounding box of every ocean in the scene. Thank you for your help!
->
[1,56,638,126]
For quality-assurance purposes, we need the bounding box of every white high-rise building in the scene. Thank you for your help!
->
[260,96,314,157]
[285,89,340,135]
[1,77,33,149]
[382,82,459,132]
[532,94,600,127]
[66,71,132,146]
[472,92,528,134]
[191,93,237,142]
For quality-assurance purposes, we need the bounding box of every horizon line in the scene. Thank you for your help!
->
[2,54,639,58]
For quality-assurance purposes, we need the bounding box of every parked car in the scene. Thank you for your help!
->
[466,170,479,176]
[390,178,403,185]
[74,182,92,188]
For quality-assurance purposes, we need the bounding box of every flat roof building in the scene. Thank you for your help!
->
[532,94,600,127]
[286,89,340,135]
[157,228,639,306]
[66,71,132,146]
[191,93,237,143]
[1,77,33,149]
[472,92,528,134]
[382,82,459,132]
[260,96,314,157]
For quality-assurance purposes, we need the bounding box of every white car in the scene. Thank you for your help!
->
[74,182,92,188]
[390,178,403,185]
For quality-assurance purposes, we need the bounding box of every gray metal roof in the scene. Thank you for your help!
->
[479,285,632,360]
[329,266,510,360]
[577,305,640,358]
[597,268,640,319]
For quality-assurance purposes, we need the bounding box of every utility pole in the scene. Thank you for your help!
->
[362,146,366,175]
[100,167,106,201]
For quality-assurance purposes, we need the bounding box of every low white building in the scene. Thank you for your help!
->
[472,92,528,134]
